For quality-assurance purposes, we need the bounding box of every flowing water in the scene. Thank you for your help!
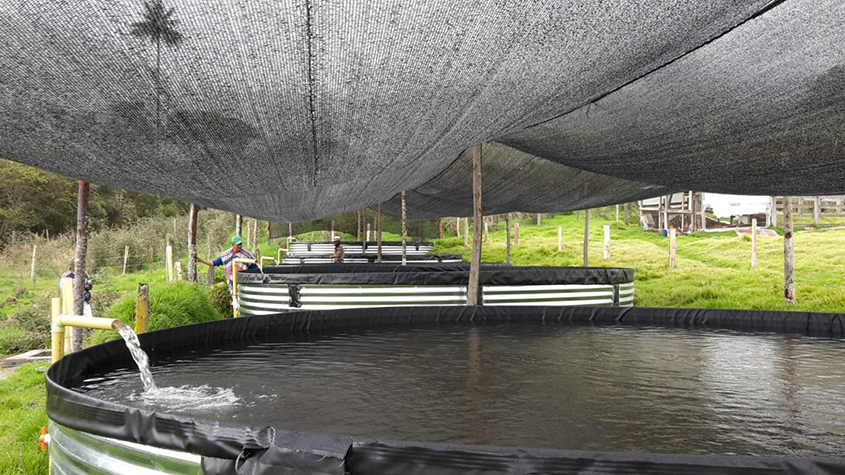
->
[113,322,156,391]
[78,324,845,457]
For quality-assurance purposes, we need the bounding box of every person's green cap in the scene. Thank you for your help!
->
[232,236,244,245]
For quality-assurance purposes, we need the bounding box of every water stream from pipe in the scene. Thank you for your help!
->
[114,321,156,391]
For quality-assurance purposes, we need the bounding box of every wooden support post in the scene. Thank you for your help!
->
[366,223,371,245]
[624,202,630,226]
[467,144,483,306]
[484,221,489,243]
[557,226,562,251]
[377,203,383,263]
[536,213,541,226]
[122,246,129,274]
[206,265,215,287]
[253,219,259,251]
[814,196,820,227]
[235,214,243,237]
[663,195,670,230]
[784,196,795,303]
[438,218,443,240]
[72,181,90,352]
[175,261,183,280]
[187,204,198,282]
[615,205,619,222]
[701,200,707,231]
[135,283,150,334]
[30,244,37,286]
[464,218,469,249]
[690,193,697,232]
[505,214,511,264]
[456,217,461,237]
[583,209,590,266]
[514,222,520,246]
[751,218,758,268]
[668,227,676,268]
[246,221,251,249]
[166,245,173,282]
[401,191,407,266]
[658,197,664,230]
[603,225,610,259]
[288,222,293,238]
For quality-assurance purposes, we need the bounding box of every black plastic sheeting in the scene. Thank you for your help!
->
[5,1,845,222]
[47,306,845,475]
[281,253,463,264]
[238,264,634,286]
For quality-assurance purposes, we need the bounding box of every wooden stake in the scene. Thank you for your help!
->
[701,200,707,231]
[624,203,630,226]
[663,194,670,230]
[668,227,676,268]
[438,218,443,240]
[253,218,259,251]
[658,197,664,230]
[187,204,199,282]
[366,223,371,252]
[603,225,610,259]
[514,222,520,246]
[166,245,173,282]
[206,265,215,287]
[464,218,469,249]
[72,181,90,352]
[484,221,489,243]
[456,217,461,237]
[288,222,293,238]
[814,196,821,227]
[770,197,777,227]
[615,205,619,222]
[135,283,150,335]
[377,203,383,263]
[751,218,758,268]
[583,209,590,266]
[505,214,511,264]
[401,191,407,265]
[122,246,129,274]
[236,214,243,237]
[30,244,37,286]
[557,226,562,251]
[175,261,182,281]
[467,144,483,306]
[536,213,541,226]
[784,196,795,303]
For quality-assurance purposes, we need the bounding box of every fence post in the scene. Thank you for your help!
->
[668,227,676,268]
[583,210,590,266]
[751,218,757,268]
[175,261,183,281]
[122,245,129,274]
[514,222,520,246]
[505,214,511,264]
[784,196,795,303]
[770,196,777,227]
[557,226,562,251]
[814,196,821,227]
[135,283,150,334]
[456,217,461,237]
[187,204,199,282]
[463,218,469,249]
[484,221,489,243]
[624,203,630,226]
[30,244,37,286]
[536,213,541,226]
[603,225,610,259]
[467,144,483,306]
[401,191,407,266]
[377,203,383,263]
[439,218,443,240]
[615,205,619,221]
[166,245,173,282]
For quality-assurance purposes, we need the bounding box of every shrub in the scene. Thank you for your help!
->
[87,281,223,346]
[208,282,234,319]
[0,298,51,354]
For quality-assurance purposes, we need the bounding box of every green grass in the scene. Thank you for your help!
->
[0,363,49,475]
[435,212,845,312]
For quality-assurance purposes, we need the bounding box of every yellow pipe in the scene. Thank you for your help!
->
[51,298,63,363]
[231,258,257,318]
[60,278,73,354]
[260,256,276,269]
[59,315,119,331]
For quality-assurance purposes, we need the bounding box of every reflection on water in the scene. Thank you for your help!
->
[76,324,845,456]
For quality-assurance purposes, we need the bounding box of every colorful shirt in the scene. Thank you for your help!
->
[213,248,258,283]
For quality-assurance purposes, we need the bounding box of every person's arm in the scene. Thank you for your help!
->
[196,256,220,267]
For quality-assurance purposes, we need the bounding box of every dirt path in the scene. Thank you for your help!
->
[0,366,17,381]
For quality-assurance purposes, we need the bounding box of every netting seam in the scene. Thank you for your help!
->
[305,0,319,188]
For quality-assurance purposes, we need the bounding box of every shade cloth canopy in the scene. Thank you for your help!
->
[2,0,843,220]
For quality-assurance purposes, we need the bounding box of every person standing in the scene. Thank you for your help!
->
[196,236,258,294]
[330,235,344,263]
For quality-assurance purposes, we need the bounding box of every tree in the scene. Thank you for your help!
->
[130,1,184,139]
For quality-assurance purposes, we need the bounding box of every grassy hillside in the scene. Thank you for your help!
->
[435,212,845,312]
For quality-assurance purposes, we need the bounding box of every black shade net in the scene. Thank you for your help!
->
[2,0,843,221]
[269,209,440,239]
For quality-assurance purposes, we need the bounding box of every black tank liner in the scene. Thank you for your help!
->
[47,305,845,475]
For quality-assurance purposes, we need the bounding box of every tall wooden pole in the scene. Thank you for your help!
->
[456,217,461,237]
[751,218,758,268]
[463,218,469,249]
[784,196,795,303]
[438,218,443,240]
[583,209,590,267]
[235,214,243,237]
[72,181,90,352]
[467,145,483,306]
[187,204,199,282]
[505,213,511,265]
[770,197,778,227]
[668,227,677,268]
[624,202,630,226]
[401,192,407,265]
[377,203,383,263]
[536,213,541,226]
[253,218,259,251]
[814,196,821,227]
